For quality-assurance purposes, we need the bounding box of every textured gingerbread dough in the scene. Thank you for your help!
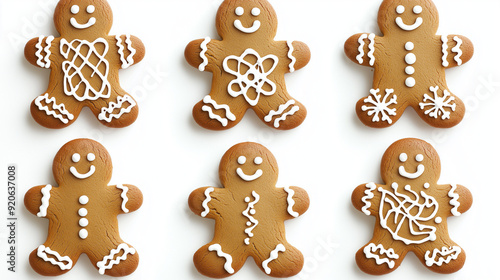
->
[189,142,309,278]
[345,0,473,128]
[25,0,145,129]
[24,139,142,276]
[352,138,472,275]
[185,0,310,130]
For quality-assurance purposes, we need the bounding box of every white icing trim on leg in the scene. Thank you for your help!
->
[284,186,299,217]
[361,182,376,216]
[98,95,137,123]
[37,245,73,270]
[265,100,300,128]
[199,37,211,71]
[201,188,214,217]
[37,185,52,217]
[425,246,461,267]
[363,243,399,269]
[262,244,286,275]
[286,40,296,72]
[208,244,234,274]
[116,184,129,213]
[35,93,75,124]
[96,243,136,275]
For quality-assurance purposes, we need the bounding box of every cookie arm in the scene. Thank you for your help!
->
[24,185,51,216]
[115,35,146,68]
[185,38,220,72]
[25,36,56,68]
[283,186,309,219]
[352,183,381,216]
[189,187,221,218]
[112,184,143,214]
[443,184,472,217]
[286,41,311,72]
[344,33,379,67]
[440,35,474,68]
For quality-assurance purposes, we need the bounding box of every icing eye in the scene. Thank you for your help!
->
[413,5,423,14]
[71,5,80,14]
[238,156,246,165]
[72,153,81,163]
[235,7,244,16]
[399,153,408,162]
[87,5,95,14]
[87,153,96,162]
[254,157,263,165]
[396,5,405,14]
[251,7,261,16]
[416,154,424,162]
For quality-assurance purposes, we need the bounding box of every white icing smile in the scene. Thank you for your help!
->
[70,5,96,30]
[236,156,263,181]
[70,165,96,179]
[233,6,261,34]
[395,17,423,31]
[399,165,424,179]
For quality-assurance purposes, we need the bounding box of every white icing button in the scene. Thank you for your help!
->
[235,7,244,16]
[413,5,423,14]
[405,42,414,51]
[72,153,81,163]
[424,183,430,189]
[399,153,408,162]
[405,66,415,75]
[244,197,250,203]
[238,156,247,165]
[405,77,416,88]
[254,157,263,165]
[79,218,89,227]
[396,5,405,14]
[79,229,88,239]
[435,217,442,224]
[87,153,96,162]
[78,208,88,217]
[79,195,89,205]
[86,5,95,14]
[71,5,79,14]
[391,182,398,188]
[251,7,261,16]
[405,53,417,65]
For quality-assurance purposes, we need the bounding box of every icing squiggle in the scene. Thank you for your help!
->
[361,183,376,216]
[116,184,129,213]
[208,244,234,274]
[201,188,214,217]
[264,100,295,124]
[441,35,449,67]
[284,186,299,217]
[363,243,399,269]
[242,191,260,245]
[286,41,296,72]
[35,93,75,124]
[202,95,236,127]
[367,33,376,66]
[448,184,461,216]
[425,246,461,267]
[356,34,368,64]
[262,244,286,274]
[37,245,73,270]
[199,37,211,71]
[36,36,54,69]
[452,36,463,66]
[273,106,300,128]
[96,243,136,275]
[37,185,52,217]
[115,35,136,69]
[98,95,137,123]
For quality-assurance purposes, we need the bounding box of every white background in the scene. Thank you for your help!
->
[0,0,499,279]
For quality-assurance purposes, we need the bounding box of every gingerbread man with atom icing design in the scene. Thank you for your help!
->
[352,138,472,275]
[189,142,310,278]
[185,0,311,130]
[25,0,145,129]
[24,139,143,276]
[345,0,473,128]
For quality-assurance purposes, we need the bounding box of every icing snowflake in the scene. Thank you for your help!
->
[362,89,397,124]
[223,49,278,106]
[419,86,456,120]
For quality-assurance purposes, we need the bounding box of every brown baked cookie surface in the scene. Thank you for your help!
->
[185,0,311,130]
[352,138,472,275]
[24,139,142,276]
[345,0,473,128]
[25,0,145,129]
[189,142,309,278]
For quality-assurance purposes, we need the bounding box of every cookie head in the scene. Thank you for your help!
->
[216,0,277,38]
[378,0,438,35]
[219,142,278,188]
[381,139,441,186]
[53,139,112,184]
[54,0,113,37]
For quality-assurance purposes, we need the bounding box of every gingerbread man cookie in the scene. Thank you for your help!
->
[24,139,142,276]
[185,0,310,130]
[189,142,309,277]
[25,0,145,129]
[345,0,473,128]
[352,138,472,275]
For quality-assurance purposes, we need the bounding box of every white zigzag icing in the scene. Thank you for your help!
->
[96,243,136,275]
[425,246,461,267]
[116,184,129,213]
[367,33,376,66]
[208,244,234,274]
[199,37,211,71]
[37,184,52,217]
[201,187,214,217]
[356,34,368,64]
[264,100,295,123]
[43,36,54,68]
[452,36,463,65]
[98,95,137,123]
[361,182,376,216]
[37,245,73,270]
[441,35,449,67]
[448,184,461,216]
[262,244,286,274]
[272,104,300,128]
[284,186,299,217]
[35,93,75,124]
[363,243,399,269]
[286,40,296,72]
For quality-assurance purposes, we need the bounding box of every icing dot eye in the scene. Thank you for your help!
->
[396,5,405,14]
[71,5,80,14]
[72,153,81,163]
[399,153,408,162]
[238,156,246,165]
[413,5,423,14]
[235,7,244,16]
[86,5,95,14]
[87,153,96,162]
[416,154,424,162]
[251,7,261,16]
[254,157,263,165]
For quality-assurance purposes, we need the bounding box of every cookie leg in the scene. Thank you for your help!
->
[30,92,80,129]
[88,242,139,276]
[192,95,247,130]
[193,243,246,278]
[356,88,404,128]
[355,237,407,275]
[254,94,307,130]
[252,242,304,277]
[415,241,465,274]
[92,91,139,128]
[29,244,78,276]
[415,85,465,128]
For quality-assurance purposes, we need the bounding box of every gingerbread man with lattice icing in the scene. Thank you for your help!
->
[345,0,473,128]
[189,142,309,277]
[352,138,472,275]
[185,0,310,130]
[25,0,145,129]
[24,139,142,276]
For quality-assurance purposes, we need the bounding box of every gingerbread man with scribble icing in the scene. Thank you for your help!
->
[24,139,142,276]
[25,0,145,129]
[352,138,472,275]
[185,0,310,130]
[189,142,309,278]
[345,0,473,128]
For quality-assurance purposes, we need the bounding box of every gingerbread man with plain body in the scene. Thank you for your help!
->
[345,0,473,128]
[352,138,472,275]
[189,142,309,278]
[185,0,310,130]
[25,0,145,129]
[24,139,142,276]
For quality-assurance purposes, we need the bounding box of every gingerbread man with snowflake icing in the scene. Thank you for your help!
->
[352,138,472,275]
[185,0,310,130]
[25,0,145,129]
[24,139,142,276]
[189,142,309,278]
[345,0,473,128]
